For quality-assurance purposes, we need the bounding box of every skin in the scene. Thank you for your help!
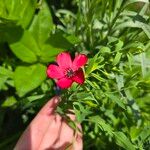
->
[14,96,83,150]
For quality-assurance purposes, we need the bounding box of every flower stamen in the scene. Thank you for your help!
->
[65,68,75,78]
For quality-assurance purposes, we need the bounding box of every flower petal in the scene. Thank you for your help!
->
[72,54,88,70]
[47,64,64,79]
[56,52,72,69]
[72,69,85,84]
[57,77,73,89]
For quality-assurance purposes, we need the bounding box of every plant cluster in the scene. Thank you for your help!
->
[0,0,150,149]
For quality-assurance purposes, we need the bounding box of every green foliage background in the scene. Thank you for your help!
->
[0,0,150,149]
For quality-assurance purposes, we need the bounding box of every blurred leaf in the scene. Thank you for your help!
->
[63,34,80,45]
[115,40,124,51]
[40,44,64,63]
[114,132,136,150]
[0,74,8,90]
[100,46,111,54]
[91,73,105,82]
[113,52,122,66]
[46,32,74,49]
[125,0,149,7]
[0,66,13,78]
[130,127,142,141]
[73,102,92,123]
[138,127,150,144]
[39,32,76,62]
[0,66,14,90]
[86,53,103,76]
[9,31,41,63]
[14,64,46,97]
[89,116,113,136]
[106,93,126,109]
[29,0,53,47]
[27,94,45,102]
[0,0,37,28]
[116,20,150,39]
[1,96,17,107]
[0,20,23,43]
[115,74,124,90]
[123,41,144,54]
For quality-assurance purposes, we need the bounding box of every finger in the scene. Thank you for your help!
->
[14,96,60,150]
[72,134,83,150]
[52,113,83,150]
[52,118,74,149]
[38,114,63,149]
[66,113,83,150]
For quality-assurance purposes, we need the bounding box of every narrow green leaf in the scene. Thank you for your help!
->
[106,93,126,109]
[89,116,113,136]
[114,132,136,150]
[115,40,124,51]
[113,52,122,66]
[91,73,105,82]
[1,96,17,107]
[125,0,149,8]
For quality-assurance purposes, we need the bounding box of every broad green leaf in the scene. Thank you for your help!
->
[0,19,23,43]
[63,34,80,45]
[2,0,37,28]
[46,32,73,49]
[40,44,64,63]
[40,32,75,62]
[114,132,136,150]
[29,0,53,47]
[14,64,46,97]
[10,31,41,63]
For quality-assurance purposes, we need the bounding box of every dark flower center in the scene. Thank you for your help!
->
[65,68,75,78]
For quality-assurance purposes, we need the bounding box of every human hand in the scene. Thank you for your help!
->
[15,96,82,150]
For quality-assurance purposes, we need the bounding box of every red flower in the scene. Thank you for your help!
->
[47,52,88,89]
